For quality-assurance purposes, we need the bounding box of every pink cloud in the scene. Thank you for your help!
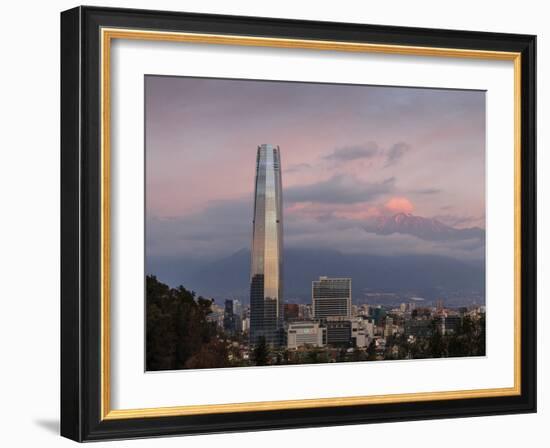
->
[384,197,414,214]
[286,198,416,223]
[285,201,384,221]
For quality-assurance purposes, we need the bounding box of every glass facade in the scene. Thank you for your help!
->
[312,277,352,319]
[250,145,284,346]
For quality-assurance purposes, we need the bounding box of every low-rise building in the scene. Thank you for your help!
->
[298,303,313,320]
[439,315,462,335]
[287,321,326,349]
[404,318,433,338]
[241,317,250,333]
[384,317,394,338]
[284,303,300,322]
[351,317,375,348]
[325,318,352,346]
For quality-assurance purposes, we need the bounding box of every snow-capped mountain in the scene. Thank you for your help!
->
[368,213,484,242]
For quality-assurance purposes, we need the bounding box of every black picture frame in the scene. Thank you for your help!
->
[61,5,536,442]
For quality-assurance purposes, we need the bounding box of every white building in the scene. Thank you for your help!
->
[298,303,313,320]
[351,317,375,348]
[241,317,250,333]
[287,321,326,349]
[232,299,242,317]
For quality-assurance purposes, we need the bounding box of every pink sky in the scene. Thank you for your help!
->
[145,76,486,262]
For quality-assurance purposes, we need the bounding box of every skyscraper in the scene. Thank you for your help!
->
[312,276,352,320]
[250,144,284,346]
[223,299,235,335]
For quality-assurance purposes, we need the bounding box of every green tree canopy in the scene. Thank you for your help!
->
[252,336,270,366]
[146,275,222,370]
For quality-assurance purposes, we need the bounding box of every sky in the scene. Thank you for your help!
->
[145,75,486,269]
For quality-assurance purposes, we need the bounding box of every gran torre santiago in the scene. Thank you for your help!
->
[249,144,284,346]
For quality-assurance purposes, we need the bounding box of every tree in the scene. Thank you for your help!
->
[185,338,230,369]
[305,346,329,364]
[252,336,270,366]
[476,314,486,356]
[351,348,368,362]
[366,340,377,361]
[146,276,178,370]
[336,348,348,362]
[146,275,222,371]
[428,327,446,358]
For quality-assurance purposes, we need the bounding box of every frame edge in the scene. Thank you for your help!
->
[61,5,538,441]
[61,5,84,443]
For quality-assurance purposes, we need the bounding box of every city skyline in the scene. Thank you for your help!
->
[145,75,486,286]
[146,269,486,370]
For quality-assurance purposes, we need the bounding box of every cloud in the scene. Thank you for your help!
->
[322,141,411,168]
[384,142,411,167]
[363,212,485,245]
[283,208,485,260]
[384,197,414,214]
[433,214,486,229]
[147,198,251,258]
[412,188,441,195]
[323,143,379,161]
[285,175,395,204]
[286,163,312,173]
[148,192,485,276]
[285,201,382,222]
[437,238,487,252]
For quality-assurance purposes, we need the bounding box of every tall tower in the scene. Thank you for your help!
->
[250,144,284,346]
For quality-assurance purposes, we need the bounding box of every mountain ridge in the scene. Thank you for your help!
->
[148,247,485,306]
[368,212,484,242]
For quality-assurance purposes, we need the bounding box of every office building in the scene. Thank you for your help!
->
[371,306,386,325]
[298,304,313,320]
[232,299,242,317]
[249,144,284,346]
[223,299,235,335]
[351,317,375,348]
[284,303,300,322]
[312,276,351,320]
[351,318,374,348]
[405,319,433,338]
[287,321,326,349]
[436,315,462,335]
[241,317,250,334]
[325,318,352,346]
[384,316,394,338]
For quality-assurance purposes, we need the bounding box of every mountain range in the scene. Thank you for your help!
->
[149,247,484,306]
[147,213,485,305]
[367,212,484,242]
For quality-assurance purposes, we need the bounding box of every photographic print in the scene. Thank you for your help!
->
[145,75,486,371]
[61,9,536,440]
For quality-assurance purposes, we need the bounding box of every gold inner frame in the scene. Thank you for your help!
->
[100,27,522,420]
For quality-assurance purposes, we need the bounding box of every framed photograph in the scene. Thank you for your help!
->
[60,6,536,442]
